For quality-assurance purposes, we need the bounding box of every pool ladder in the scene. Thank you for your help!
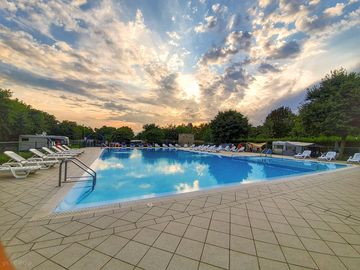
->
[58,157,97,191]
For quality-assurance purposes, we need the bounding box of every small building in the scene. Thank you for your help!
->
[19,134,70,151]
[272,141,315,156]
[178,133,194,146]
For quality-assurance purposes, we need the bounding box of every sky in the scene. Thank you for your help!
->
[0,0,359,132]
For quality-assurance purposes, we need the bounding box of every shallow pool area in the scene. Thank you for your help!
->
[56,149,347,212]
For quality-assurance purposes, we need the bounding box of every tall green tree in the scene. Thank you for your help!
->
[138,124,164,143]
[111,126,134,142]
[210,110,250,143]
[299,68,360,157]
[263,106,296,138]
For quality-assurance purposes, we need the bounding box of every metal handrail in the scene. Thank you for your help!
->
[58,157,97,190]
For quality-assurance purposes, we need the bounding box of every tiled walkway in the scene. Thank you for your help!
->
[1,148,360,270]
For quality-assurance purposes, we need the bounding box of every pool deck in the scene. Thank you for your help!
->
[0,147,360,270]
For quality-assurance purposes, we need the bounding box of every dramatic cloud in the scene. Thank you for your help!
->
[0,0,359,130]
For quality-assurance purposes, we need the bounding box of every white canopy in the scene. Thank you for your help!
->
[273,141,314,147]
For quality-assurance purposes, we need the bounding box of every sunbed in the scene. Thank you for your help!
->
[3,151,57,169]
[0,164,41,179]
[347,153,360,163]
[294,150,311,159]
[29,148,65,161]
[60,145,84,154]
[318,151,336,161]
[52,146,80,156]
[42,147,75,157]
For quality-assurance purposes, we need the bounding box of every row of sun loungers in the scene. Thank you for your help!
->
[294,150,360,163]
[0,145,83,179]
[188,144,245,153]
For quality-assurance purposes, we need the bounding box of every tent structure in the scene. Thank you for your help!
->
[272,141,315,156]
[246,142,267,152]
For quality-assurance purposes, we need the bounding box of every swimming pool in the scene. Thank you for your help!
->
[56,149,347,212]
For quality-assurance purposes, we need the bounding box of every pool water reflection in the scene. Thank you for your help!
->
[56,149,346,212]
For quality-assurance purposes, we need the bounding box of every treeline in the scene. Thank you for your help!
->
[1,68,359,157]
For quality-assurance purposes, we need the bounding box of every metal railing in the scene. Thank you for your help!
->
[58,157,97,190]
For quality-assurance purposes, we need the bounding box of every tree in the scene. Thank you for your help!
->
[138,124,164,143]
[95,126,117,141]
[263,106,296,138]
[210,110,250,143]
[111,126,134,142]
[299,68,360,157]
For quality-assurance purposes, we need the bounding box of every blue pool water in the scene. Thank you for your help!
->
[56,149,347,212]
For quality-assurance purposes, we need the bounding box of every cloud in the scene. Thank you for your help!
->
[194,15,218,33]
[258,63,280,73]
[199,31,252,65]
[211,4,228,14]
[324,3,345,17]
[268,41,301,59]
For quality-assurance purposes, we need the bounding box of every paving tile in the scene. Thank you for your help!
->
[153,232,181,252]
[190,216,211,229]
[230,250,259,270]
[282,247,317,269]
[115,241,149,265]
[255,241,286,262]
[252,228,278,244]
[300,237,333,254]
[199,262,224,270]
[231,214,250,226]
[340,257,360,270]
[250,218,272,231]
[184,225,208,242]
[276,233,305,249]
[310,252,347,270]
[102,258,134,270]
[133,228,161,245]
[259,258,289,270]
[33,259,66,270]
[210,219,229,234]
[230,235,256,255]
[35,244,70,258]
[90,216,117,229]
[201,244,229,269]
[339,233,360,245]
[315,229,346,243]
[326,241,360,257]
[138,247,172,270]
[167,254,199,270]
[292,226,320,239]
[69,250,111,270]
[55,221,86,236]
[52,243,91,268]
[12,251,47,270]
[95,235,128,256]
[176,238,204,260]
[78,235,108,249]
[206,230,229,248]
[230,223,253,238]
[164,221,188,236]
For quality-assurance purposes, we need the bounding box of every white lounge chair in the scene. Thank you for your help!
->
[62,145,84,154]
[58,145,83,154]
[0,164,41,179]
[294,150,311,159]
[154,143,160,148]
[318,151,336,161]
[237,146,245,152]
[3,151,57,169]
[162,144,169,148]
[347,153,360,163]
[42,147,75,157]
[52,146,80,156]
[29,148,66,161]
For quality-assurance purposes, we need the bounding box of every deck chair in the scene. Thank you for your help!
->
[294,150,311,159]
[318,151,336,161]
[0,164,41,179]
[42,147,75,157]
[51,146,80,156]
[347,153,360,163]
[4,151,57,169]
[30,149,67,161]
[57,145,83,155]
[62,145,84,154]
